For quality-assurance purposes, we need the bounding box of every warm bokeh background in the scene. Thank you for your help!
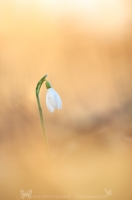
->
[0,0,132,199]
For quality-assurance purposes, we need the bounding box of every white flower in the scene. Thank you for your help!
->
[46,88,62,113]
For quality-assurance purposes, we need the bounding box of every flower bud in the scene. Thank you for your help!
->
[46,88,62,113]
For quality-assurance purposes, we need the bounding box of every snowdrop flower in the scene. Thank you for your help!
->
[36,74,62,161]
[46,81,62,113]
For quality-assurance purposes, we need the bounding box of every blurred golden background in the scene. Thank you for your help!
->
[0,0,132,199]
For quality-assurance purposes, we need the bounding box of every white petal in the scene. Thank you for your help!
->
[46,95,54,113]
[57,95,62,109]
[47,88,62,109]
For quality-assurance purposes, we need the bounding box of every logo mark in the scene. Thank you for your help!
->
[104,188,112,196]
[20,190,32,199]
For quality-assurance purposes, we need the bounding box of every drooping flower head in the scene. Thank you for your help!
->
[45,80,62,113]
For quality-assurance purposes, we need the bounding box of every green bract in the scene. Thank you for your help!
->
[45,80,52,89]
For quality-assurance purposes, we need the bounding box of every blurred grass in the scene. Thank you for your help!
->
[0,1,132,200]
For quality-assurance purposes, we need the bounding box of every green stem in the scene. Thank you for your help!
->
[36,74,51,161]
